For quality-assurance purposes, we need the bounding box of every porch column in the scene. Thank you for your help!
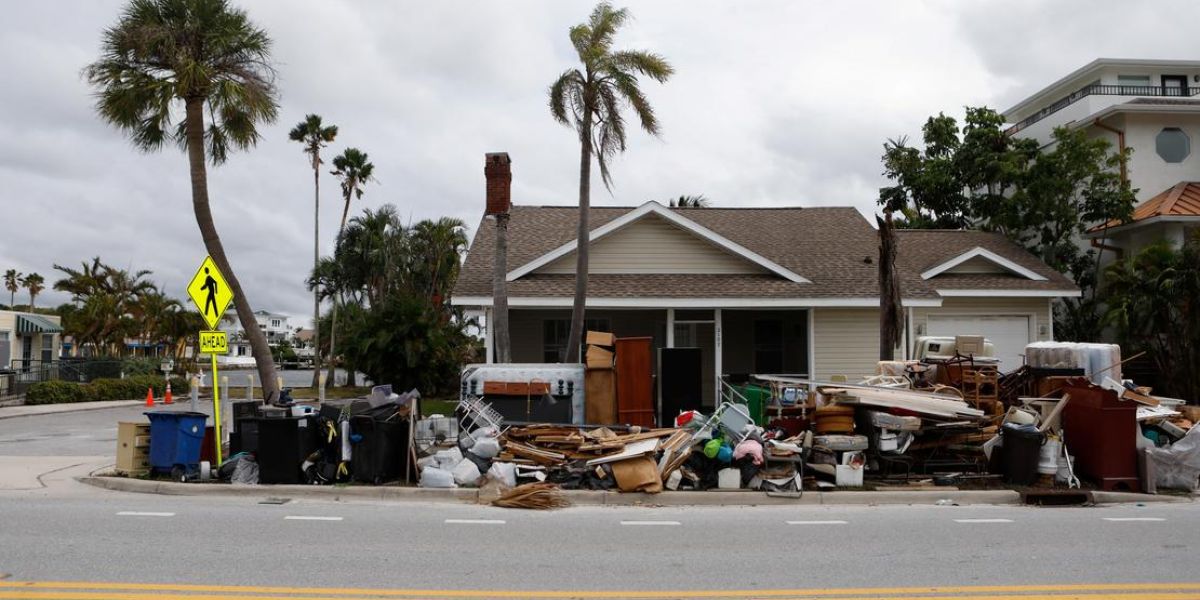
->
[714,308,723,406]
[903,307,913,361]
[484,307,494,364]
[665,308,675,348]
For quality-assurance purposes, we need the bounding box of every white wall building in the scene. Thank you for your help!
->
[218,310,294,366]
[0,310,63,369]
[1004,58,1200,259]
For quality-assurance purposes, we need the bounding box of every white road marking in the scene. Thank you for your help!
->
[786,520,848,525]
[620,520,681,526]
[1103,517,1166,522]
[954,518,1013,523]
[284,516,344,521]
[116,511,175,517]
[444,519,505,525]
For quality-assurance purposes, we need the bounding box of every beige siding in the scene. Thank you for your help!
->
[537,214,766,275]
[910,297,1052,346]
[812,308,880,381]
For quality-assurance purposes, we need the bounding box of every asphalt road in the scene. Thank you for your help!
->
[0,492,1197,597]
[0,404,213,456]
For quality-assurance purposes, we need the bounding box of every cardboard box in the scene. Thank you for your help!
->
[585,330,616,347]
[585,345,614,369]
[610,455,662,493]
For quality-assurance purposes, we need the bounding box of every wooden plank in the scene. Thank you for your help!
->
[585,368,617,425]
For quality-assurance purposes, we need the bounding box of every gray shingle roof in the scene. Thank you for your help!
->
[452,205,1078,302]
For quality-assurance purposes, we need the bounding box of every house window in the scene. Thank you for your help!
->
[1117,75,1151,93]
[753,320,784,374]
[41,334,54,363]
[1156,128,1190,163]
[271,319,281,327]
[543,318,610,362]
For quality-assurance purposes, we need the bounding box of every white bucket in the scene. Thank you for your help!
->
[1038,438,1061,475]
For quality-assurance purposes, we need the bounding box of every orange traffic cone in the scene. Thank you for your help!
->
[164,381,173,405]
[145,387,155,407]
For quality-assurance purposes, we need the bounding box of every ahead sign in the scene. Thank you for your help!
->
[199,330,228,355]
[187,256,234,330]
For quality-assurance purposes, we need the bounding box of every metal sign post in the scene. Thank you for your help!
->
[189,255,235,467]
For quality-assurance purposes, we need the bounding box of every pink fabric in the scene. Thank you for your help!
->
[733,439,764,465]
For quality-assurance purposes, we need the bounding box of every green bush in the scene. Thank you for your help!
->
[25,374,191,405]
[121,357,163,377]
[25,381,87,405]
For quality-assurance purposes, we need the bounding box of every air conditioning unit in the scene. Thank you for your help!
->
[913,336,997,362]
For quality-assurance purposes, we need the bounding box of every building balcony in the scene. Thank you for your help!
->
[1007,84,1200,135]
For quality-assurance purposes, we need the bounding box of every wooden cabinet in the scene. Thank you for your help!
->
[116,421,151,475]
[615,337,655,428]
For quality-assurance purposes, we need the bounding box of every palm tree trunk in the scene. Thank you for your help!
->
[878,213,902,361]
[183,97,280,402]
[326,197,352,387]
[564,109,593,363]
[493,213,512,363]
[310,160,322,388]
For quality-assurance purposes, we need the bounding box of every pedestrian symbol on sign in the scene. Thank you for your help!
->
[201,268,218,317]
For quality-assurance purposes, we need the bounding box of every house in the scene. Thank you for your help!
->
[1004,58,1200,257]
[218,310,293,366]
[0,310,63,370]
[450,155,1078,406]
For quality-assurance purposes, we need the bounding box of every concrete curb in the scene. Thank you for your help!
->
[79,475,1039,506]
[1091,490,1192,504]
[0,400,144,420]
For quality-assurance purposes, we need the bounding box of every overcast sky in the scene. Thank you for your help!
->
[2,0,1197,327]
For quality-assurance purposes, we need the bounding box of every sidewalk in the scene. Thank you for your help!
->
[78,475,1192,506]
[0,400,144,420]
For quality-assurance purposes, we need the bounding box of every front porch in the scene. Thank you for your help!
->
[487,307,811,408]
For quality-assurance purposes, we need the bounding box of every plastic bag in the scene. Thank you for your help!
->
[1149,426,1200,491]
[435,447,463,470]
[470,437,501,459]
[231,456,259,485]
[451,458,482,486]
[419,466,457,488]
[487,462,517,488]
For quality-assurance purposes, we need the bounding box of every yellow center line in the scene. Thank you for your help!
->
[1,581,1200,599]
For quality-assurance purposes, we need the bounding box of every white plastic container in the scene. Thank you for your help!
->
[717,468,741,489]
[1038,439,1062,475]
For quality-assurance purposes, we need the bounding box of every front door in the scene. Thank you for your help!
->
[21,335,32,370]
[1162,75,1188,96]
[673,322,715,408]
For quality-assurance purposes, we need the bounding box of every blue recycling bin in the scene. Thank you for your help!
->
[145,411,208,475]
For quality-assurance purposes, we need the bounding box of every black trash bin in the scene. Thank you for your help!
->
[350,415,411,485]
[255,415,317,484]
[1001,424,1045,486]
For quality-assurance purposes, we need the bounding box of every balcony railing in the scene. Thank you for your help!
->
[1007,84,1200,135]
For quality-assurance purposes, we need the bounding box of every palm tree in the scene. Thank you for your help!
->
[549,2,673,361]
[84,0,282,401]
[668,195,708,208]
[22,273,45,311]
[4,270,20,308]
[327,147,376,385]
[289,114,338,387]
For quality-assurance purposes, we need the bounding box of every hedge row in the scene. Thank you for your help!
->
[25,375,191,405]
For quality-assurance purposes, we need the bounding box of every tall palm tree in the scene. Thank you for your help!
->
[22,273,45,311]
[327,147,375,385]
[549,2,673,362]
[289,114,338,386]
[85,0,282,400]
[4,270,20,308]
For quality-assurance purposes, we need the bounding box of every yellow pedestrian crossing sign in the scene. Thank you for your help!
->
[199,330,228,354]
[187,256,234,330]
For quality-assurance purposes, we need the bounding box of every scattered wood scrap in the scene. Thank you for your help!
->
[492,482,570,509]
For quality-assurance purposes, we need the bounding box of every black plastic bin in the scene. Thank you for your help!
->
[254,416,317,484]
[1001,424,1045,486]
[350,415,411,484]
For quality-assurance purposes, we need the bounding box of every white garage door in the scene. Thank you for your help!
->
[927,315,1031,372]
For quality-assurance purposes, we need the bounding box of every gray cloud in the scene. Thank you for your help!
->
[1,0,1195,324]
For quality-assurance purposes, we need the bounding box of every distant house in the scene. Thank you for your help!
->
[1004,58,1200,258]
[452,199,1078,406]
[218,310,294,366]
[0,310,63,370]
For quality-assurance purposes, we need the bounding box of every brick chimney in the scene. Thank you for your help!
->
[484,152,512,215]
